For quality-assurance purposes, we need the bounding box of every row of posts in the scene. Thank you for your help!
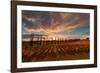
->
[30,34,66,46]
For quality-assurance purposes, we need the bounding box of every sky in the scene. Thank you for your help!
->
[22,10,90,39]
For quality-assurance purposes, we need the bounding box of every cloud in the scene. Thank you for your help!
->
[22,11,90,38]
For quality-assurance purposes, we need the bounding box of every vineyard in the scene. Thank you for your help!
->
[22,39,90,62]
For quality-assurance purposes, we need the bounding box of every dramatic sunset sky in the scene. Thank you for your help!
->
[22,10,90,40]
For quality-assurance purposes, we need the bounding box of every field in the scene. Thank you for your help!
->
[22,39,90,62]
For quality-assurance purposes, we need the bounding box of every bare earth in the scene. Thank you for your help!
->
[22,39,90,62]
